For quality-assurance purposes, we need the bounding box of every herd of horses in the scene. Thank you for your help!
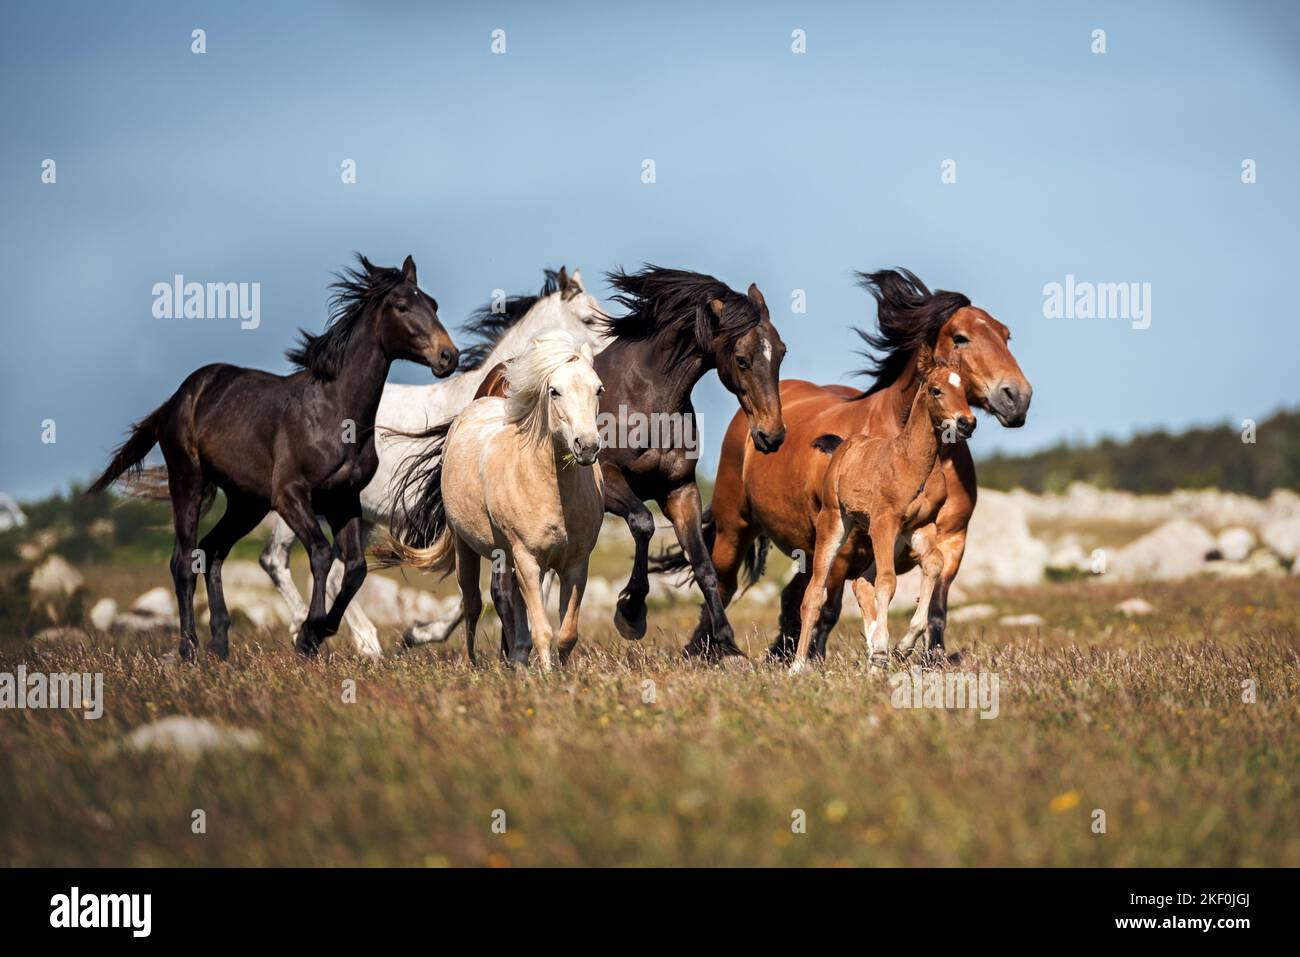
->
[89,256,1032,671]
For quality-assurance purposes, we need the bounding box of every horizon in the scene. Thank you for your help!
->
[3,1,1299,499]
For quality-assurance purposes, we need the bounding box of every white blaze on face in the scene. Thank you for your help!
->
[761,337,772,363]
[948,372,962,388]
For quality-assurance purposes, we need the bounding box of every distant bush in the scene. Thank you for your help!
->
[977,408,1300,496]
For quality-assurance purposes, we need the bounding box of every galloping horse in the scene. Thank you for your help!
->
[258,266,605,653]
[657,268,1031,660]
[89,255,458,660]
[454,266,787,660]
[377,333,605,670]
[790,346,975,673]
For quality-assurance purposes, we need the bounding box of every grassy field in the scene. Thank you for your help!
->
[2,566,1298,867]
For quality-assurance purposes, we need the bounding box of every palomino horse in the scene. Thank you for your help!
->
[790,346,975,673]
[656,268,1031,660]
[257,266,605,654]
[378,333,605,670]
[89,255,458,659]
[473,266,787,661]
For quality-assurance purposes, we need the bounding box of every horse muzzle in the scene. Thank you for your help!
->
[752,426,786,454]
[429,346,459,378]
[987,380,1032,428]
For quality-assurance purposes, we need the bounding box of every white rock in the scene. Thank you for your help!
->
[130,586,177,621]
[1214,527,1255,563]
[89,598,118,631]
[1260,513,1300,563]
[998,613,1044,627]
[356,575,402,625]
[960,490,1049,590]
[1109,519,1217,581]
[120,717,261,759]
[29,555,83,600]
[1115,597,1154,616]
[949,603,997,624]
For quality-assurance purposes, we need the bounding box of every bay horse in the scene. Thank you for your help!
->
[428,266,787,661]
[88,254,458,660]
[376,332,605,670]
[656,268,1031,660]
[257,266,605,653]
[790,345,975,673]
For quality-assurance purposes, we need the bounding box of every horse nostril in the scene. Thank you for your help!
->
[440,348,456,367]
[1000,384,1018,404]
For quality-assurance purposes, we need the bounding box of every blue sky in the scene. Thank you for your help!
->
[2,0,1297,499]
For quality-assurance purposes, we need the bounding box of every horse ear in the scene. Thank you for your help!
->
[557,266,570,292]
[694,305,717,352]
[746,283,768,313]
[580,341,595,364]
[708,298,726,319]
[401,255,417,284]
[916,343,935,373]
[359,255,380,276]
[570,269,585,291]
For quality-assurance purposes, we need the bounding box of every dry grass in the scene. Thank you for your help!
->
[2,574,1298,867]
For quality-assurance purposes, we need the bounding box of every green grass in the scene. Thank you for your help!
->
[1,575,1298,867]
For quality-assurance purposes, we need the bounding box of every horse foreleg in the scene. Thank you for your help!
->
[664,483,741,659]
[926,528,967,659]
[866,519,901,671]
[322,509,367,641]
[167,459,205,661]
[275,492,335,656]
[605,472,654,642]
[556,565,587,665]
[259,516,307,646]
[791,509,849,674]
[897,525,942,659]
[513,551,554,672]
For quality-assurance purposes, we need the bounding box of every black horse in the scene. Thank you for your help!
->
[403,265,788,662]
[89,255,458,660]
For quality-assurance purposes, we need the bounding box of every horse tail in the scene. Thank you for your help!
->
[649,506,769,593]
[87,404,167,494]
[116,464,218,519]
[648,506,715,576]
[371,420,456,576]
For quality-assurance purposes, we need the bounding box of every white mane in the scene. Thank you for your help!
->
[504,331,591,443]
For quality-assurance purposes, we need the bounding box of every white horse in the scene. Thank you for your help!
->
[378,332,605,670]
[258,268,607,655]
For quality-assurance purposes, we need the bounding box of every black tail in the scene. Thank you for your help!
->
[649,506,769,593]
[87,405,166,494]
[371,420,455,573]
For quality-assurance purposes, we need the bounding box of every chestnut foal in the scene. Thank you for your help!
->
[790,346,975,674]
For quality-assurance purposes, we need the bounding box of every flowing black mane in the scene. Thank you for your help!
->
[850,268,970,398]
[603,265,762,358]
[286,255,405,380]
[456,268,564,372]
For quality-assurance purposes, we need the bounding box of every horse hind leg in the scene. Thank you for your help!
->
[259,516,307,646]
[897,526,942,660]
[166,458,206,661]
[196,492,268,660]
[454,538,482,667]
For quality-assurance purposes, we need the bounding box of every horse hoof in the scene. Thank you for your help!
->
[207,641,230,662]
[613,599,647,641]
[178,638,199,662]
[869,655,889,672]
[788,659,808,677]
[294,633,321,658]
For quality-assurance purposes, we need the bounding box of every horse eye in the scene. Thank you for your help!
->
[395,302,409,313]
[931,387,942,397]
[597,385,605,395]
[736,356,751,370]
[952,334,969,346]
[550,387,561,398]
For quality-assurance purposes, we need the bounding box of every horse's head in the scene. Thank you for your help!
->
[711,284,787,453]
[917,345,976,440]
[371,255,459,377]
[506,332,604,467]
[935,305,1032,428]
[553,267,608,337]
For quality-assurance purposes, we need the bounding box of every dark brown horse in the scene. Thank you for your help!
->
[88,255,458,660]
[655,268,1031,661]
[401,265,788,664]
